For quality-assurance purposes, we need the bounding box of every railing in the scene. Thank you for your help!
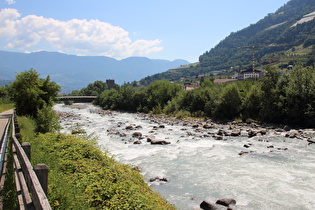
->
[11,111,52,210]
[0,112,11,209]
[0,114,10,181]
[57,95,97,103]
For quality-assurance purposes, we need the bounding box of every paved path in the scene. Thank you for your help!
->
[0,110,13,139]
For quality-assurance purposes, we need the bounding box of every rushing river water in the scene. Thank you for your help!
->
[54,103,315,210]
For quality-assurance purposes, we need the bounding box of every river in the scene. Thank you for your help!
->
[53,103,315,209]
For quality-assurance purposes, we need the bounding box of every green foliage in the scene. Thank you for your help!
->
[0,85,12,104]
[36,104,61,133]
[10,69,61,133]
[145,80,183,111]
[280,67,315,125]
[18,116,37,142]
[63,100,74,105]
[96,80,184,113]
[213,84,242,120]
[10,69,60,117]
[0,104,14,113]
[17,115,175,210]
[241,85,262,120]
[92,66,315,126]
[79,80,108,96]
[259,67,282,122]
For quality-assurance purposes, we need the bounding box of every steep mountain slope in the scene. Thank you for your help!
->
[199,0,315,71]
[140,0,315,84]
[0,50,189,91]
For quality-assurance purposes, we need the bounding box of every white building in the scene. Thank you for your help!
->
[237,69,265,80]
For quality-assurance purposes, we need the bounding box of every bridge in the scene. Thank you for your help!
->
[57,96,97,103]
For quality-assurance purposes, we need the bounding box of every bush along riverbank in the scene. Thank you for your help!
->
[18,116,175,209]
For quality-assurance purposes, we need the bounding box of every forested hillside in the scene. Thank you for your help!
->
[140,0,315,85]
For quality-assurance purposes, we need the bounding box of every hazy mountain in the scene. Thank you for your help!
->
[0,50,189,91]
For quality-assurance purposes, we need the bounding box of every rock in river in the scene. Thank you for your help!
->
[150,139,171,145]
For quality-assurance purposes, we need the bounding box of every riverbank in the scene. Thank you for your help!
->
[54,103,315,209]
[18,115,176,209]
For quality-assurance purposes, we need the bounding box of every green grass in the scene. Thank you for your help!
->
[0,103,14,113]
[18,117,175,210]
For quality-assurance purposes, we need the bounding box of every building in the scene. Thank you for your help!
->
[106,79,117,89]
[236,69,265,80]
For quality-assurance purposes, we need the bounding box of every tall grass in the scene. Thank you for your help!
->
[0,103,14,113]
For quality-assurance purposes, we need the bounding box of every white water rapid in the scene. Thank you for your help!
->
[54,103,315,210]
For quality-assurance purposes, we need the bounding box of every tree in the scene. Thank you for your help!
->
[145,80,183,111]
[213,84,242,120]
[80,80,108,96]
[241,85,262,120]
[10,69,61,132]
[11,69,43,116]
[282,67,315,126]
[36,104,60,133]
[259,67,281,122]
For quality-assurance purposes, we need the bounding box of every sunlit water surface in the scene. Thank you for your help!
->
[54,104,315,209]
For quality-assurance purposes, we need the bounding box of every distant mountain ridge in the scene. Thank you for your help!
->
[139,0,315,84]
[0,50,189,91]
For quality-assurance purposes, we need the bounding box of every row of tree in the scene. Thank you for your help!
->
[84,66,315,127]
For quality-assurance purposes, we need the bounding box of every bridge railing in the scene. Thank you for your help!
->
[56,95,97,103]
[11,111,51,210]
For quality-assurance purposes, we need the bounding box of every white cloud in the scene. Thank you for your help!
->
[5,0,16,5]
[0,8,163,58]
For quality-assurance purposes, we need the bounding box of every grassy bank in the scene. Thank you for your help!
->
[18,116,175,209]
[0,103,14,113]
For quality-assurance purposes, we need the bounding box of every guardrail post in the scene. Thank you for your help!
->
[34,164,49,195]
[21,142,31,160]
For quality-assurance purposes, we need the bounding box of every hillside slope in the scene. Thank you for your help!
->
[140,0,315,85]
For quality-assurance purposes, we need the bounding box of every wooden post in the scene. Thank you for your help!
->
[21,142,31,161]
[34,164,49,195]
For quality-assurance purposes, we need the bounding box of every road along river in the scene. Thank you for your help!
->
[54,103,315,209]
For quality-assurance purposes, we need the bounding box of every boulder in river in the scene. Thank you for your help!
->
[284,125,291,131]
[147,136,155,142]
[230,130,241,136]
[248,129,257,138]
[238,151,249,156]
[200,200,217,210]
[217,129,226,136]
[150,139,171,145]
[203,124,214,129]
[133,140,142,144]
[216,198,236,207]
[132,132,142,138]
[149,176,169,182]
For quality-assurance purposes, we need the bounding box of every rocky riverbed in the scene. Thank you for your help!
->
[54,103,315,210]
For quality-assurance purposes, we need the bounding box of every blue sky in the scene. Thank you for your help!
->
[0,0,289,62]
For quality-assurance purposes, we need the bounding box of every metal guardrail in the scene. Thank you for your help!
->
[0,116,10,180]
[11,112,52,210]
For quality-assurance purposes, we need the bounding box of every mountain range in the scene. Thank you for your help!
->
[0,50,189,92]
